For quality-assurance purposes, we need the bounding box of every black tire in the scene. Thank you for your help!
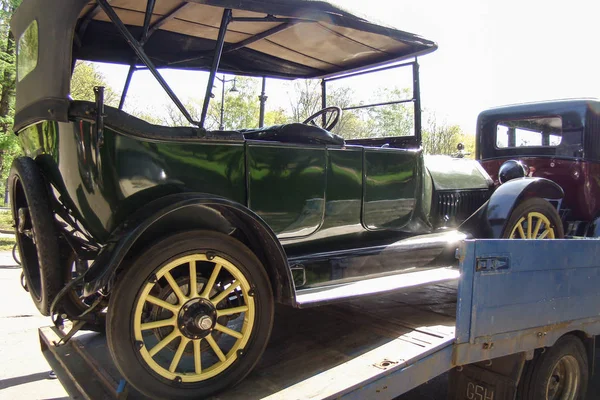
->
[517,335,588,399]
[107,230,274,400]
[9,157,62,315]
[12,242,21,265]
[502,198,564,239]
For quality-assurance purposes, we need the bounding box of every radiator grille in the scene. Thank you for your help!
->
[436,190,489,226]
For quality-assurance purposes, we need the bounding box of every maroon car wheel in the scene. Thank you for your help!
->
[502,198,564,239]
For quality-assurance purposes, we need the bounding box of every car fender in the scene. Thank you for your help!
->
[83,193,294,305]
[459,177,564,238]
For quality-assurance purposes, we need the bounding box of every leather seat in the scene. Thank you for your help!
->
[68,101,244,141]
[242,123,345,146]
[69,102,344,146]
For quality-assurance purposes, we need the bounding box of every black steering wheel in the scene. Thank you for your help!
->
[302,106,342,131]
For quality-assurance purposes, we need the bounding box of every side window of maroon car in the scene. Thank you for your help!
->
[496,117,562,148]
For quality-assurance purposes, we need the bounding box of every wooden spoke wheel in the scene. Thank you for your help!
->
[107,231,273,399]
[502,198,564,239]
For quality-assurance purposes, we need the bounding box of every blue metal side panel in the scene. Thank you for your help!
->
[456,240,476,344]
[469,239,600,342]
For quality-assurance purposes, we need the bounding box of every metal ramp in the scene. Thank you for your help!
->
[40,282,457,400]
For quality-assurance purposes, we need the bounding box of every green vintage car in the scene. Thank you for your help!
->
[10,0,564,398]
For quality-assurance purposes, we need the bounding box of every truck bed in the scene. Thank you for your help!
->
[40,282,458,400]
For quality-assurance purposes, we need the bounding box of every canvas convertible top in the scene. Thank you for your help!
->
[11,0,437,130]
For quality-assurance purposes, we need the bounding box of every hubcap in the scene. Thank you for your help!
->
[509,212,555,239]
[546,355,580,400]
[177,298,216,339]
[133,254,255,383]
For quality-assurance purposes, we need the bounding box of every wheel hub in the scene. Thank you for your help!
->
[178,298,216,339]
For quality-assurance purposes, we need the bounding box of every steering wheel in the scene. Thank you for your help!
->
[302,106,342,131]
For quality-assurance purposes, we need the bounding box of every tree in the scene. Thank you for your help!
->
[71,61,119,107]
[0,0,21,201]
[422,112,472,156]
[164,77,262,129]
[366,88,414,137]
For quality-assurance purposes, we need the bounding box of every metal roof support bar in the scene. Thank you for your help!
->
[324,60,416,82]
[119,65,135,110]
[321,79,327,126]
[77,0,113,41]
[120,0,156,110]
[199,8,232,128]
[142,2,192,45]
[342,98,413,111]
[169,20,301,66]
[230,16,310,23]
[140,0,157,43]
[413,60,422,142]
[96,0,196,125]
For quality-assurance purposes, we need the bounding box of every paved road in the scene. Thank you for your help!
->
[0,250,599,399]
[0,251,68,399]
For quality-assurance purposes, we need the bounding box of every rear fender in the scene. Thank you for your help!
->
[84,193,294,305]
[459,177,564,238]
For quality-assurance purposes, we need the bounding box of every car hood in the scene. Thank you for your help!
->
[424,155,493,191]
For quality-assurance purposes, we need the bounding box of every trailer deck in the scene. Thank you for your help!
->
[39,239,600,399]
[41,282,457,399]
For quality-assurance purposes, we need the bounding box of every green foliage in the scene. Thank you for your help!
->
[422,112,473,157]
[71,61,120,107]
[367,88,414,137]
[0,0,21,198]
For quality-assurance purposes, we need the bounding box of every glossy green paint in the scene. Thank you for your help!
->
[364,147,419,229]
[16,113,491,290]
[247,142,327,238]
[425,155,491,190]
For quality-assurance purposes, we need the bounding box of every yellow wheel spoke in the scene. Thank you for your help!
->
[214,323,243,339]
[148,330,180,357]
[146,295,179,313]
[206,334,226,362]
[539,229,553,239]
[134,253,257,382]
[189,261,198,298]
[527,214,533,238]
[516,219,526,239]
[201,264,222,299]
[193,339,202,374]
[216,305,249,317]
[210,280,239,305]
[141,316,176,331]
[164,271,187,304]
[532,217,543,238]
[169,337,190,373]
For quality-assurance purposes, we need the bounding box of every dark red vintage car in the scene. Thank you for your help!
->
[477,99,600,237]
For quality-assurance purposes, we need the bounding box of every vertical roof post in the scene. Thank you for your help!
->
[200,8,232,128]
[412,59,421,143]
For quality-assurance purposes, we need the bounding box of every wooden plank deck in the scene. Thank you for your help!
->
[39,282,457,400]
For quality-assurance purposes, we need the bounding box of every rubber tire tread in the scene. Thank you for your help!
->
[9,157,62,315]
[502,197,564,239]
[517,334,588,399]
[106,230,274,400]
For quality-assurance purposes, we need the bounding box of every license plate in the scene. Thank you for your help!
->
[464,379,496,400]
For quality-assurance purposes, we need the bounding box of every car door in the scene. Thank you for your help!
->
[246,141,327,239]
[362,147,420,230]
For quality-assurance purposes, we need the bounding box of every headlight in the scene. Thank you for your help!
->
[498,160,527,184]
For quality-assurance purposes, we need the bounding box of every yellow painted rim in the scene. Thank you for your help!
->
[509,212,556,239]
[133,254,255,382]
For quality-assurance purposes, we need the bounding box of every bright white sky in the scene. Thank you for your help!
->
[97,0,600,134]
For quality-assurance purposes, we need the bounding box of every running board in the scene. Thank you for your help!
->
[295,267,459,308]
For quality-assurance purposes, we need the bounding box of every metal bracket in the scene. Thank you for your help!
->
[476,256,510,272]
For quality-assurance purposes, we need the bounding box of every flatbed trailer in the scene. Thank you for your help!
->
[40,238,600,399]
